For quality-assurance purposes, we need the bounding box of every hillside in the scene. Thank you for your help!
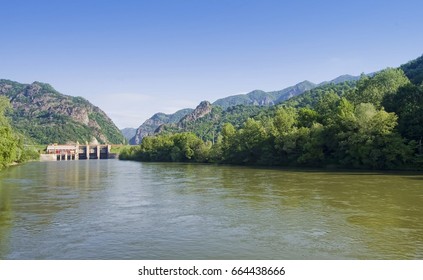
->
[131,76,359,144]
[121,54,423,170]
[130,108,193,144]
[212,81,316,109]
[153,101,267,143]
[129,55,423,146]
[0,80,126,144]
[211,76,362,110]
[135,76,362,143]
[401,54,423,85]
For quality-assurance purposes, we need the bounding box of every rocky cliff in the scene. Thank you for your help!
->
[0,79,125,144]
[177,101,212,128]
[130,108,193,144]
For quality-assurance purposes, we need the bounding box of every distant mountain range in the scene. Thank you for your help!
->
[3,54,421,147]
[130,52,423,145]
[0,80,125,145]
[130,74,361,144]
[213,80,317,109]
[212,75,364,109]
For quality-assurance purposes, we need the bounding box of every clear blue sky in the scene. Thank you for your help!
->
[1,0,422,128]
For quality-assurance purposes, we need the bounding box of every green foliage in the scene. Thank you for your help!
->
[158,105,263,144]
[335,103,412,169]
[383,84,423,157]
[0,96,38,169]
[213,81,317,109]
[284,81,356,109]
[120,59,423,170]
[0,80,125,145]
[10,112,93,144]
[401,54,423,85]
[89,112,126,144]
[346,68,410,107]
[120,133,211,163]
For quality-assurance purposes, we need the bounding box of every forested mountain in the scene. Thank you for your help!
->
[401,55,423,85]
[121,54,423,170]
[0,80,126,144]
[0,96,39,169]
[212,81,316,109]
[152,101,265,143]
[138,77,361,143]
[130,108,193,144]
[131,75,361,144]
[211,75,361,109]
[318,74,361,86]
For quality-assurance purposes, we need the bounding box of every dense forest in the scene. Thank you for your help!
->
[120,63,423,170]
[0,96,39,169]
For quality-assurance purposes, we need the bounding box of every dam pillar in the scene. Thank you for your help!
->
[86,142,90,160]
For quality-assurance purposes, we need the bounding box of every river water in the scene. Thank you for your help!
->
[0,160,422,259]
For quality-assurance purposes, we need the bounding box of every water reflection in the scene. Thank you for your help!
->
[1,161,422,259]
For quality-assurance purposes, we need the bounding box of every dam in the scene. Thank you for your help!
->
[42,143,112,161]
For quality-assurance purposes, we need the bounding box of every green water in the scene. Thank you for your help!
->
[0,160,422,259]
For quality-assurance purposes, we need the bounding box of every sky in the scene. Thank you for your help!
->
[1,0,423,129]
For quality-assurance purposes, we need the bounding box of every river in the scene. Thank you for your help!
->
[0,160,422,259]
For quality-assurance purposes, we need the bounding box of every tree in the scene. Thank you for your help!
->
[297,123,325,165]
[383,84,423,151]
[218,123,237,163]
[0,96,22,169]
[336,103,412,169]
[272,107,297,135]
[298,107,320,127]
[314,91,340,125]
[236,118,268,164]
[347,68,410,107]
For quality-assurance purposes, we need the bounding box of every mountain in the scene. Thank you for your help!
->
[155,101,213,135]
[131,75,361,144]
[153,101,266,143]
[212,81,316,109]
[130,108,193,144]
[318,74,361,86]
[148,77,363,143]
[400,54,423,85]
[0,79,125,144]
[129,55,423,145]
[269,80,317,103]
[177,101,213,128]
[121,127,137,141]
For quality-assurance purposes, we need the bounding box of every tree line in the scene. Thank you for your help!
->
[120,68,423,170]
[0,96,39,170]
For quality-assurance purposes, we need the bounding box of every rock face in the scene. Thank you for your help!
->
[178,101,212,127]
[130,108,193,144]
[0,79,125,144]
[130,101,213,144]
